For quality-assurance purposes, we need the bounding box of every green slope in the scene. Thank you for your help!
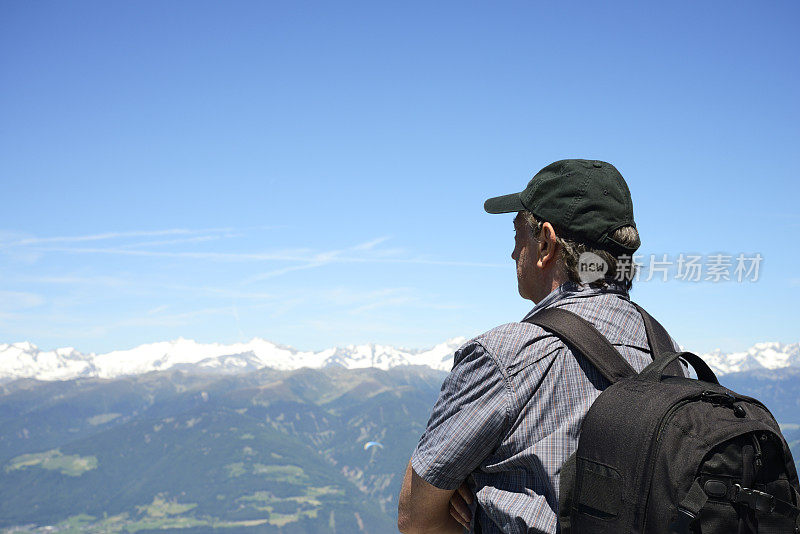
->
[0,366,446,533]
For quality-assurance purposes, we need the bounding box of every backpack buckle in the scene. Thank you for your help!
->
[731,483,776,513]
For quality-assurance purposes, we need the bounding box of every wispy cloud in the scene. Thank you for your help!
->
[339,287,465,315]
[8,306,242,340]
[30,247,314,262]
[0,226,497,350]
[117,235,227,249]
[24,246,507,272]
[113,306,238,328]
[17,275,129,286]
[163,285,274,300]
[10,229,504,274]
[242,262,328,284]
[349,296,418,314]
[265,298,307,319]
[318,287,411,306]
[146,304,170,315]
[0,290,46,311]
[5,228,234,247]
[351,236,391,251]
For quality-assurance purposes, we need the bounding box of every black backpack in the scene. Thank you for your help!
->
[527,303,800,534]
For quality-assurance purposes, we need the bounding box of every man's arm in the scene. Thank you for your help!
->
[399,341,509,533]
[397,461,464,534]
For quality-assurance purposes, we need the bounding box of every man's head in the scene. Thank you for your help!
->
[487,159,641,302]
[511,212,563,302]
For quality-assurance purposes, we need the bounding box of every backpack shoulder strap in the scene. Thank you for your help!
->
[525,307,637,384]
[631,302,685,377]
[631,302,674,357]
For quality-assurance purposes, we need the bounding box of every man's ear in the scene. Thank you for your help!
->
[537,222,559,267]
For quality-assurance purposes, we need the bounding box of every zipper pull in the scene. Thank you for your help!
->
[752,434,763,472]
[701,390,736,406]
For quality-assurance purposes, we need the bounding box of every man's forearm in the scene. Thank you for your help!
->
[398,461,464,533]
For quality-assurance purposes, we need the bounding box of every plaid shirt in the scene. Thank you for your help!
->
[411,281,681,533]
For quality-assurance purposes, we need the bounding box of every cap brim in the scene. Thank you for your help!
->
[484,193,525,214]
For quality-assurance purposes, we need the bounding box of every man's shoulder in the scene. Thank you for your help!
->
[456,321,563,369]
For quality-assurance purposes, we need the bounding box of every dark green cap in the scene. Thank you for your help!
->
[484,159,639,255]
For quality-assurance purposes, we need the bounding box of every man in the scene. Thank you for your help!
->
[397,159,680,533]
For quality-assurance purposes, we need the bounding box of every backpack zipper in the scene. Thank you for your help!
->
[640,394,700,532]
[752,433,763,473]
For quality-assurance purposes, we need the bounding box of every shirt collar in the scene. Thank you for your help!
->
[521,280,629,321]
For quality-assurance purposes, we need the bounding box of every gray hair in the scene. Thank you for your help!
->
[521,211,640,291]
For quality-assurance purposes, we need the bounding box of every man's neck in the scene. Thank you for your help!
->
[530,276,568,305]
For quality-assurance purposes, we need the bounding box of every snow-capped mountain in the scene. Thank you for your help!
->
[0,337,466,382]
[1,338,798,382]
[698,342,800,375]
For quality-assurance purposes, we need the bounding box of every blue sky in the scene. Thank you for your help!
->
[1,1,798,355]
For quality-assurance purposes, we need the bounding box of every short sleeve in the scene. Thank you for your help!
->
[411,341,510,490]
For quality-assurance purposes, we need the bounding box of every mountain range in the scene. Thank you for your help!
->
[1,335,799,532]
[2,338,799,382]
[0,363,798,533]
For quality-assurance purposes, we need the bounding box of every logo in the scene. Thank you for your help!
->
[577,252,608,283]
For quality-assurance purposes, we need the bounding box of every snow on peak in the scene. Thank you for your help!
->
[1,337,796,382]
[0,336,469,381]
[698,341,800,375]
